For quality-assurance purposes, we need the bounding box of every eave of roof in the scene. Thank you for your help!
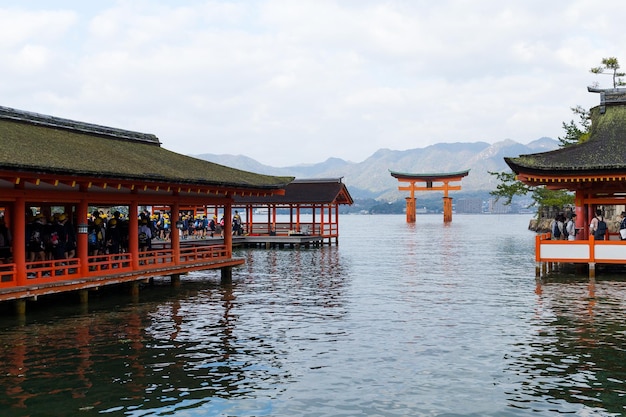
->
[0,106,293,190]
[234,178,354,205]
[389,169,470,181]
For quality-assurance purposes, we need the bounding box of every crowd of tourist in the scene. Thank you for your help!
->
[0,209,245,265]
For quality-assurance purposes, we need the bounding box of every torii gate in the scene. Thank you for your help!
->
[389,169,470,223]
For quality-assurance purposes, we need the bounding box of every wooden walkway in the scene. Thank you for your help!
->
[1,234,329,305]
[157,234,328,249]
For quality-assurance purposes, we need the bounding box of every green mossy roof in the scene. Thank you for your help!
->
[506,101,626,175]
[0,108,293,189]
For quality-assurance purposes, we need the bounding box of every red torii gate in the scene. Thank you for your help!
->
[389,170,470,223]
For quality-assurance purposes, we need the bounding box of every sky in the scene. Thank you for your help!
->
[1,1,625,167]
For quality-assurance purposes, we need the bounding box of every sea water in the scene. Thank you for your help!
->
[0,214,625,417]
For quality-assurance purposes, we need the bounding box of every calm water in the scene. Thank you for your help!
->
[1,214,626,417]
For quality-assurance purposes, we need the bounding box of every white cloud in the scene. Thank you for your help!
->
[1,0,625,166]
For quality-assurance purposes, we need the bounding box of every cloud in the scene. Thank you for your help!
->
[1,0,625,166]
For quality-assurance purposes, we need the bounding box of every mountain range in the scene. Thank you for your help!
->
[192,137,559,201]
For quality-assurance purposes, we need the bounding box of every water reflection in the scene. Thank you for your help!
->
[0,246,349,416]
[508,273,626,415]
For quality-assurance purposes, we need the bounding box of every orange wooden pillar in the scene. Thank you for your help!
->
[171,202,180,265]
[443,197,453,223]
[129,200,139,269]
[77,197,90,277]
[14,197,27,286]
[224,201,232,257]
[405,197,416,223]
[575,189,585,240]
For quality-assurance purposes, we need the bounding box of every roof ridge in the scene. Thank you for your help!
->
[0,105,160,145]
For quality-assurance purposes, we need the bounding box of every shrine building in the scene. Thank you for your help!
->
[0,106,293,312]
[505,87,626,277]
[234,177,354,246]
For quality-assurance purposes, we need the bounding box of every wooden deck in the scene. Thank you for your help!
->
[234,234,325,248]
[0,234,330,304]
[160,232,330,249]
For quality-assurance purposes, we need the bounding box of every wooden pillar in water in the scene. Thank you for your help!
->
[79,289,89,305]
[588,262,596,279]
[443,196,453,223]
[405,197,416,223]
[15,299,26,317]
[221,266,232,284]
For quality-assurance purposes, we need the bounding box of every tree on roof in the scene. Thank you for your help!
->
[489,107,583,209]
[558,105,590,147]
[590,57,625,89]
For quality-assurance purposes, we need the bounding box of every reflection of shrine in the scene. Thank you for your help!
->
[389,170,470,223]
[508,278,626,414]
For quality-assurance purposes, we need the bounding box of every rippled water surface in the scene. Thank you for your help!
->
[1,214,626,417]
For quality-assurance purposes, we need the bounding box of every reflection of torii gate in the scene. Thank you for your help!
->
[390,169,470,223]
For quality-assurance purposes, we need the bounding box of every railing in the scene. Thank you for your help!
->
[136,248,175,269]
[536,233,626,264]
[0,243,231,290]
[180,244,228,263]
[246,222,337,237]
[87,253,133,275]
[0,263,16,288]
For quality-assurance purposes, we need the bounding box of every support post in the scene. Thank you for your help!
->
[443,196,453,223]
[78,198,90,278]
[129,200,139,270]
[221,266,232,284]
[171,203,180,266]
[130,281,140,303]
[171,274,181,287]
[405,197,416,223]
[14,197,27,286]
[79,289,89,305]
[15,299,26,317]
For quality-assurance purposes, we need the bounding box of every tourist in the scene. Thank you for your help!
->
[209,215,217,238]
[550,214,565,240]
[590,208,607,240]
[0,217,12,263]
[620,211,626,240]
[138,218,152,253]
[233,210,242,236]
[565,214,577,241]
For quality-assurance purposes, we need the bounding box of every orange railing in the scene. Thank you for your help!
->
[180,244,228,263]
[536,232,626,264]
[87,253,133,275]
[0,243,231,290]
[0,263,16,288]
[246,222,337,237]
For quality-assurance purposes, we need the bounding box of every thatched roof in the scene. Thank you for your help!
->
[505,88,626,176]
[0,106,293,190]
[234,178,353,205]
